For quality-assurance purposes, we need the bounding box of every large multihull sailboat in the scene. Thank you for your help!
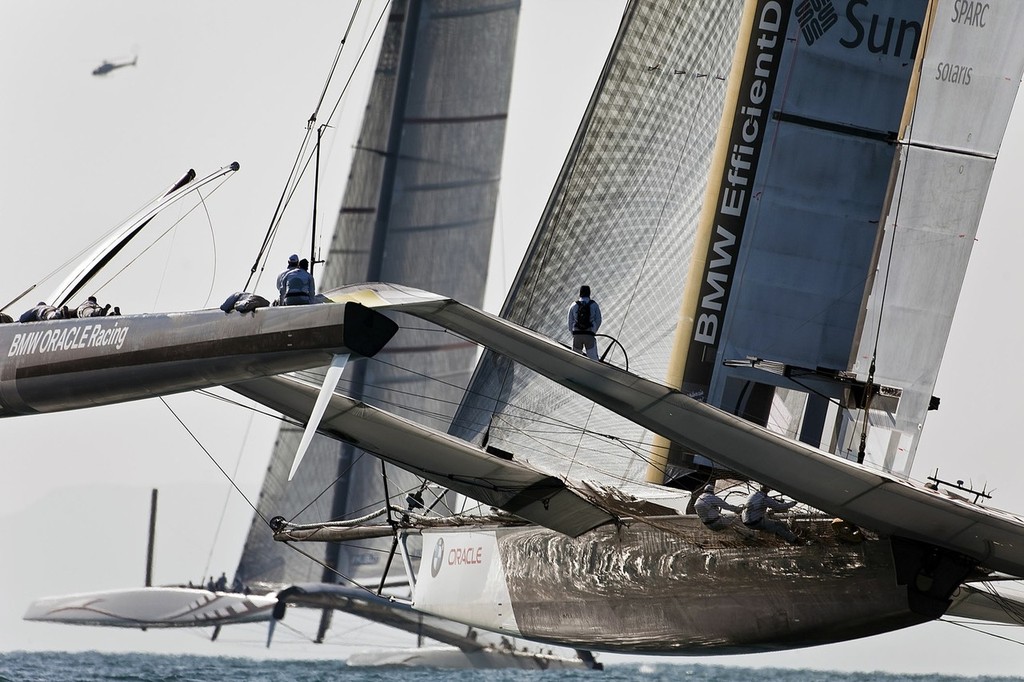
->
[20,0,599,668]
[16,0,1024,659]
[229,0,1024,653]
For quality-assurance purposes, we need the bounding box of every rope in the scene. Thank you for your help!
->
[88,177,233,299]
[158,397,267,527]
[243,0,392,293]
[943,618,1024,647]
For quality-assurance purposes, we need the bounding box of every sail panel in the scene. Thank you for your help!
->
[236,0,521,590]
[909,1,1024,155]
[691,0,928,404]
[713,124,898,374]
[452,0,745,486]
[845,0,1024,474]
[849,132,997,475]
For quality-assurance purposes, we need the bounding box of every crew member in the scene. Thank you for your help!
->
[695,484,743,531]
[742,484,800,544]
[19,302,66,322]
[567,285,602,359]
[282,257,315,305]
[276,254,300,304]
[76,296,110,318]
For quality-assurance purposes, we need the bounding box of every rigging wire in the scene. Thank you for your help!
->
[158,396,268,527]
[287,358,672,485]
[942,618,1024,647]
[307,0,365,130]
[203,409,257,581]
[196,189,220,308]
[151,187,220,311]
[851,4,941,465]
[1,183,174,312]
[280,540,385,600]
[244,0,392,293]
[87,177,233,299]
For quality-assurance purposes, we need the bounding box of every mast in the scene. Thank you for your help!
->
[311,124,325,279]
[145,489,157,588]
[233,0,522,636]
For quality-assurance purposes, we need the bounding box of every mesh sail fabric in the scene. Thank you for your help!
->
[236,0,520,588]
[451,0,745,485]
[453,0,1024,488]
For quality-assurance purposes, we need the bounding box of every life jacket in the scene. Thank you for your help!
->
[284,270,311,298]
[575,299,594,332]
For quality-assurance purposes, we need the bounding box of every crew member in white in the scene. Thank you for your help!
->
[694,484,743,531]
[742,484,800,543]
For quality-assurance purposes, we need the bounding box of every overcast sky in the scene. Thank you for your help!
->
[2,1,1024,676]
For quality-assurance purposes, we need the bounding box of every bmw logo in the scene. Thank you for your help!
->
[430,537,445,577]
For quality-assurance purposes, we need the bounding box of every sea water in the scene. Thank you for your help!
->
[0,653,1022,682]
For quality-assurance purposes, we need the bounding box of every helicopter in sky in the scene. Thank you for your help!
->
[92,56,137,76]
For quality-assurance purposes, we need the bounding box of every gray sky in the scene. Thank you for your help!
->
[1,0,1023,675]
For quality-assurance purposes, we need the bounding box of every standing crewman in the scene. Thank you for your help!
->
[568,285,602,359]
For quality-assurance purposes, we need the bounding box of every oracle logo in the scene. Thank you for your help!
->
[447,546,484,566]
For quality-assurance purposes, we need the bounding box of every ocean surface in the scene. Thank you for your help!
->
[0,653,1022,682]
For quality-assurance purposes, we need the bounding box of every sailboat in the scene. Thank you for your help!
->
[226,0,1024,654]
[11,0,1024,668]
[18,0,599,668]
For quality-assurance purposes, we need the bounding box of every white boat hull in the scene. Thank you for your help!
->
[345,645,593,669]
[23,587,276,628]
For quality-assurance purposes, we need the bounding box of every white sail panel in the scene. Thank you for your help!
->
[909,0,1024,154]
[848,0,1024,474]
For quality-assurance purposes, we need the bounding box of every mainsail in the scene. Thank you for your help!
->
[452,0,1024,489]
[451,0,746,486]
[235,0,520,625]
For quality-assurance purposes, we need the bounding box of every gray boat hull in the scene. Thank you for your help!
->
[0,301,396,416]
[414,517,926,654]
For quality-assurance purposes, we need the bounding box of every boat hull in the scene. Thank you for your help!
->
[23,587,275,628]
[345,645,593,670]
[0,301,396,416]
[414,517,926,654]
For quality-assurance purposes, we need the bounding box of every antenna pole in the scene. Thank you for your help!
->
[311,125,325,279]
